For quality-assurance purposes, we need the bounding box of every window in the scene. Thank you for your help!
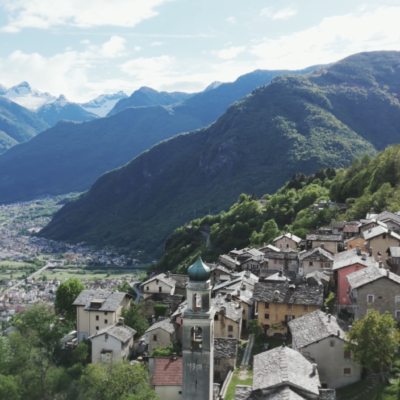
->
[156,279,159,284]
[303,305,309,312]
[280,244,282,248]
[264,313,270,320]
[286,244,289,248]
[309,261,313,266]
[344,350,351,359]
[96,326,99,330]
[159,287,162,293]
[153,335,157,341]
[265,302,270,309]
[215,358,221,365]
[228,325,233,332]
[383,234,386,239]
[287,304,293,310]
[104,319,108,324]
[325,263,330,268]
[330,340,335,347]
[292,260,297,265]
[146,286,149,291]
[344,368,352,376]
[274,259,278,264]
[96,315,99,321]
[367,295,374,303]
[104,312,108,315]
[395,296,400,303]
[214,314,219,321]
[395,310,400,318]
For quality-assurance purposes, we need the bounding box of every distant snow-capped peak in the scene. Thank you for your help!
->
[204,81,222,92]
[81,91,128,117]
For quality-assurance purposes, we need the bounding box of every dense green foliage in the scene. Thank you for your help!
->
[0,96,49,154]
[0,68,317,204]
[120,301,149,337]
[0,304,156,399]
[41,51,400,257]
[108,86,193,115]
[55,278,86,322]
[344,308,400,381]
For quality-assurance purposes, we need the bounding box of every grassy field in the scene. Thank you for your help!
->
[225,370,253,400]
[337,379,399,400]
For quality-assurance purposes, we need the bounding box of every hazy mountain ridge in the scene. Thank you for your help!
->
[39,52,398,256]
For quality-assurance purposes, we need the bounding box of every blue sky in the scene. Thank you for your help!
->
[0,0,400,102]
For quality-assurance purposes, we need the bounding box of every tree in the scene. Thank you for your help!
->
[117,281,136,298]
[0,374,20,400]
[249,320,265,343]
[344,308,400,381]
[55,278,85,322]
[77,362,158,400]
[120,301,148,337]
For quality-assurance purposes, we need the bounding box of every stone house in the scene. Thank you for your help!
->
[363,225,400,266]
[359,218,387,234]
[145,317,179,354]
[141,273,176,299]
[212,296,243,340]
[298,246,334,276]
[89,320,136,363]
[213,338,239,382]
[289,310,361,388]
[267,250,299,272]
[210,265,234,286]
[219,254,241,270]
[170,274,189,297]
[150,356,183,400]
[387,247,400,274]
[374,211,400,233]
[73,290,133,343]
[333,248,378,312]
[345,236,368,252]
[252,281,324,336]
[347,266,400,320]
[143,293,184,320]
[342,223,360,239]
[235,345,336,400]
[306,233,343,254]
[257,243,280,255]
[273,233,302,250]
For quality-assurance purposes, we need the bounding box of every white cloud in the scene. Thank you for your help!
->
[261,6,297,20]
[120,55,175,80]
[80,39,90,45]
[225,16,235,24]
[0,0,170,32]
[100,36,126,58]
[134,46,142,51]
[151,41,163,46]
[217,46,245,60]
[252,6,400,69]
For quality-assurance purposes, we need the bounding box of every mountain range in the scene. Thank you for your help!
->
[81,92,128,117]
[0,65,319,204]
[39,51,400,256]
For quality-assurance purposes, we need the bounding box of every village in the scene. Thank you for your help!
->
[33,208,400,400]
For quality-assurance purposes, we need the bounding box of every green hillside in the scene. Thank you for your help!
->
[157,144,400,273]
[0,66,318,204]
[0,96,49,154]
[39,51,400,257]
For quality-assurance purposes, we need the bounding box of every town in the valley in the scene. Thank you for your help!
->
[2,197,400,399]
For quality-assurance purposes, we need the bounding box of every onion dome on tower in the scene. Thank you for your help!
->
[188,254,211,282]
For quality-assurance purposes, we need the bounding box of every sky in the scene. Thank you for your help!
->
[0,0,400,102]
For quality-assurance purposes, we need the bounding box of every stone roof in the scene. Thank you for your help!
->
[298,247,334,262]
[212,296,243,322]
[388,247,400,258]
[220,254,241,266]
[306,234,343,242]
[144,293,183,310]
[252,346,320,394]
[145,317,179,334]
[73,290,130,312]
[89,322,136,343]
[288,310,345,349]
[333,250,378,271]
[376,211,400,224]
[305,271,330,286]
[258,244,281,253]
[363,225,400,241]
[262,271,287,282]
[170,274,189,288]
[252,282,324,307]
[273,233,302,244]
[214,338,239,359]
[332,221,345,229]
[141,273,176,288]
[235,385,309,400]
[211,264,234,274]
[268,251,299,260]
[343,224,359,233]
[151,357,183,386]
[347,266,400,289]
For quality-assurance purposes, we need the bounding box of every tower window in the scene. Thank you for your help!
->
[191,326,203,350]
[193,293,202,311]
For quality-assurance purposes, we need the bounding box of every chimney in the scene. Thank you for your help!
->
[337,329,340,337]
[361,254,367,261]
[118,317,124,325]
[166,271,170,278]
[327,314,331,322]
[356,245,361,256]
[387,269,390,277]
[245,270,251,278]
[279,269,283,277]
[226,293,232,301]
[220,306,226,316]
[379,261,383,268]
[241,284,246,291]
[321,243,325,249]
[274,290,280,300]
[369,247,373,257]
[289,284,296,291]
[236,289,240,296]
[312,363,317,375]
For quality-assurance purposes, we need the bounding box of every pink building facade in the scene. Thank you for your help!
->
[337,263,366,307]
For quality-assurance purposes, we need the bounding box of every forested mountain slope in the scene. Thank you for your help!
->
[0,66,318,203]
[39,51,400,256]
[0,96,49,154]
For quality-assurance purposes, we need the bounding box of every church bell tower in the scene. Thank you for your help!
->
[182,255,214,400]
